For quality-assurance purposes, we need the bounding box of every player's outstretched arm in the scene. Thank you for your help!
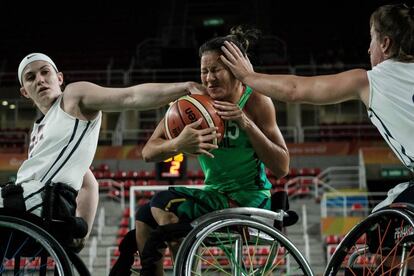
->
[221,41,368,105]
[65,81,206,114]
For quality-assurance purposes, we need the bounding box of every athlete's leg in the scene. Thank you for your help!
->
[74,170,99,250]
[135,203,164,276]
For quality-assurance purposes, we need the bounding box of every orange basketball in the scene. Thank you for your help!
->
[164,94,225,145]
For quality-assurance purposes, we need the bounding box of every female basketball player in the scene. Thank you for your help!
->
[2,53,205,250]
[221,3,414,212]
[129,27,290,276]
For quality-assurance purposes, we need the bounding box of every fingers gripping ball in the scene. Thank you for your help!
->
[164,95,225,145]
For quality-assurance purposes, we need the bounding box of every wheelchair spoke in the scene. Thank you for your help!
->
[175,214,313,276]
[0,214,73,275]
[325,208,414,276]
[195,241,232,275]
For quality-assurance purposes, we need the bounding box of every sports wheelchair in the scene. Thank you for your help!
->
[171,191,315,276]
[324,202,414,276]
[0,208,90,276]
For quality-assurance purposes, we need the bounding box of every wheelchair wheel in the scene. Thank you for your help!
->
[174,214,314,276]
[0,214,73,275]
[324,208,414,276]
[67,250,91,276]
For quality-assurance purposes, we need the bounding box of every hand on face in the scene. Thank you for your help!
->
[213,100,250,129]
[220,41,254,82]
[176,118,220,158]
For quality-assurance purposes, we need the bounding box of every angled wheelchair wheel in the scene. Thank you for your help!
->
[67,250,91,276]
[174,214,314,276]
[0,214,73,276]
[324,207,414,276]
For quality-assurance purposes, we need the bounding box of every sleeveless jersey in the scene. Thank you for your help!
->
[367,59,414,172]
[198,86,272,193]
[16,94,102,191]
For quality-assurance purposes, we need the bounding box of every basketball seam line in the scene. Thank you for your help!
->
[164,105,173,140]
[176,100,188,136]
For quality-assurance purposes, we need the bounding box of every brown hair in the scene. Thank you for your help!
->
[199,26,260,57]
[370,3,414,62]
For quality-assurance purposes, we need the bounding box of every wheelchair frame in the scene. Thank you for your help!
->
[324,203,414,276]
[173,207,314,276]
[0,209,90,276]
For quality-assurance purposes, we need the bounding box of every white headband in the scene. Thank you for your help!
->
[18,53,58,85]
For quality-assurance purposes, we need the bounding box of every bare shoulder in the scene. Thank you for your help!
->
[244,91,275,121]
[342,69,370,105]
[64,81,97,96]
[61,82,100,120]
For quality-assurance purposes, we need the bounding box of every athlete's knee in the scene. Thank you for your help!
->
[148,190,186,225]
[151,206,179,225]
[135,202,158,229]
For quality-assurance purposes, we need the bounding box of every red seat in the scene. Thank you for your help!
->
[103,171,113,178]
[135,180,147,186]
[325,235,339,244]
[115,170,127,179]
[312,167,321,175]
[298,168,311,176]
[123,208,130,217]
[120,217,129,227]
[127,171,139,179]
[163,258,173,267]
[328,245,337,255]
[99,163,109,171]
[356,234,366,244]
[257,246,270,255]
[351,203,363,211]
[194,179,204,185]
[94,171,104,179]
[276,178,287,187]
[300,178,313,185]
[116,238,123,246]
[195,170,204,178]
[107,190,120,198]
[143,191,155,198]
[138,198,150,206]
[98,180,111,189]
[297,186,311,195]
[288,168,298,177]
[124,179,135,189]
[117,227,129,237]
[147,180,157,186]
[355,255,369,265]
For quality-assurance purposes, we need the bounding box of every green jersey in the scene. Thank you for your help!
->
[198,86,272,194]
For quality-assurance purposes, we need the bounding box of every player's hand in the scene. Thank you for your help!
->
[186,82,208,95]
[213,101,250,129]
[175,119,220,158]
[220,41,254,82]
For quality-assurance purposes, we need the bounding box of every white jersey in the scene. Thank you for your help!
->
[367,59,414,172]
[16,94,102,191]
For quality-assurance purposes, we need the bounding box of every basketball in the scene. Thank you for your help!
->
[164,94,225,145]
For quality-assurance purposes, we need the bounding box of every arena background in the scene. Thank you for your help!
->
[0,0,411,275]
